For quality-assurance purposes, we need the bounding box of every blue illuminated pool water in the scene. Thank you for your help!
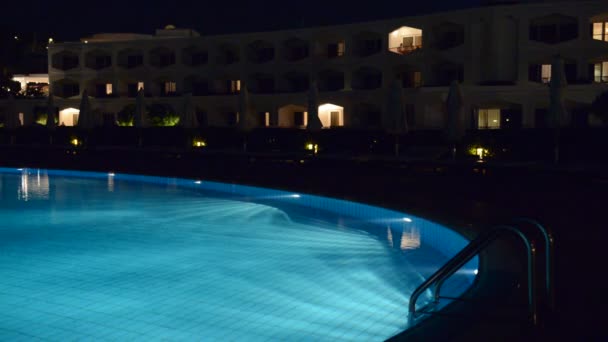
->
[0,168,477,341]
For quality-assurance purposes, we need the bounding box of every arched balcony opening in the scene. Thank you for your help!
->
[388,26,423,55]
[318,69,345,92]
[149,47,176,68]
[53,79,80,98]
[529,14,578,44]
[352,67,383,90]
[282,38,309,62]
[51,51,79,70]
[84,49,112,70]
[246,40,275,64]
[353,31,383,57]
[117,48,144,69]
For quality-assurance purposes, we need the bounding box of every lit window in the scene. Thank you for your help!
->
[230,80,241,93]
[164,81,177,94]
[389,26,423,55]
[413,71,422,87]
[541,64,551,83]
[137,82,144,90]
[478,109,501,129]
[592,22,608,42]
[105,83,113,95]
[264,112,270,126]
[337,41,345,56]
[595,61,608,83]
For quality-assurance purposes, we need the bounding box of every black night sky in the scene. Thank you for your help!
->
[5,0,482,41]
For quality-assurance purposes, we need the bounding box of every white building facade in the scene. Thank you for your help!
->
[42,0,608,130]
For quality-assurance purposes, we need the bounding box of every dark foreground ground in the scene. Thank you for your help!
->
[1,145,607,341]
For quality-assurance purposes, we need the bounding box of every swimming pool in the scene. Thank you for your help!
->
[0,168,477,341]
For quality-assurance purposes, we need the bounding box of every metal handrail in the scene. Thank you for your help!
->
[408,225,539,325]
[512,218,554,309]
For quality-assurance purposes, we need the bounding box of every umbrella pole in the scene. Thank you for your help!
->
[394,134,399,157]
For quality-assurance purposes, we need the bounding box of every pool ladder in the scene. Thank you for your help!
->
[408,218,554,327]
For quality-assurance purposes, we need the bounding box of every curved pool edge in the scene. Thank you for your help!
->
[0,166,482,338]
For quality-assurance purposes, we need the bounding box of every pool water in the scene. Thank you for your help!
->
[0,168,476,341]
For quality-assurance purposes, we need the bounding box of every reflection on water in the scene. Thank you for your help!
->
[17,169,50,201]
[108,174,115,192]
[387,225,421,251]
[400,227,421,250]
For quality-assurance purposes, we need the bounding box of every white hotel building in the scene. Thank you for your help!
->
[41,0,608,129]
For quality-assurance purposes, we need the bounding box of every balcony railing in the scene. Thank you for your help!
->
[388,45,422,55]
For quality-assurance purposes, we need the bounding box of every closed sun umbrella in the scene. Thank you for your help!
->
[46,92,56,130]
[237,84,255,132]
[77,90,93,129]
[384,79,408,156]
[5,94,21,130]
[134,88,148,128]
[445,80,465,160]
[237,84,255,152]
[549,55,568,163]
[307,81,323,131]
[180,92,198,129]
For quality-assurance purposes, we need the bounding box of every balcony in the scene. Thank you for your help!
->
[149,47,176,68]
[432,22,464,50]
[118,49,144,69]
[282,72,309,93]
[248,73,275,94]
[352,67,383,90]
[388,26,423,56]
[246,40,275,64]
[184,76,209,96]
[183,46,208,66]
[51,51,79,71]
[529,14,578,44]
[53,79,80,98]
[353,31,383,57]
[216,44,240,65]
[85,50,112,70]
[282,38,309,62]
[318,70,345,92]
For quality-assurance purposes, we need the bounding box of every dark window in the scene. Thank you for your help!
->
[127,55,143,68]
[127,83,139,97]
[286,76,309,92]
[257,112,268,126]
[290,46,308,60]
[192,52,208,66]
[95,84,107,97]
[360,39,381,56]
[294,112,305,126]
[227,112,238,126]
[436,30,464,50]
[63,56,79,69]
[327,42,345,58]
[95,56,111,69]
[159,53,176,67]
[63,84,79,97]
[192,81,208,96]
[256,78,275,93]
[257,48,274,63]
[529,18,579,44]
[529,64,542,82]
[564,63,577,83]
